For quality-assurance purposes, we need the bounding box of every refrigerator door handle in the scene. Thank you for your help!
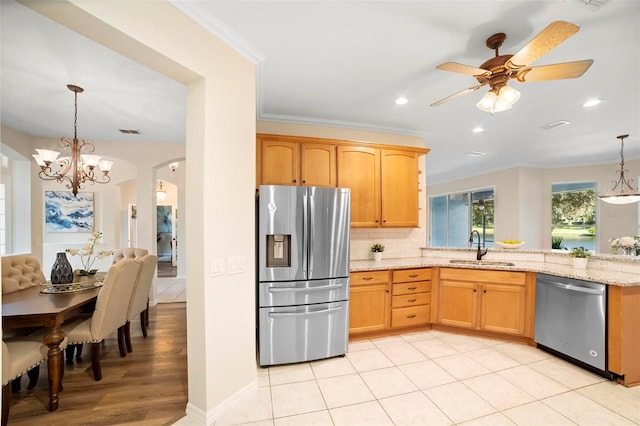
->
[269,283,345,293]
[303,189,309,276]
[268,306,344,318]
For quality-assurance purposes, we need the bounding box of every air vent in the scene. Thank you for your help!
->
[118,129,141,134]
[541,120,571,130]
[466,151,486,157]
[574,0,610,11]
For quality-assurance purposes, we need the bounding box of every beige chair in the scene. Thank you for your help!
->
[62,258,140,381]
[120,254,158,354]
[1,255,46,294]
[2,340,48,426]
[2,255,48,391]
[112,248,148,264]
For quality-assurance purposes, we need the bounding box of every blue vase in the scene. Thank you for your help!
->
[51,252,73,284]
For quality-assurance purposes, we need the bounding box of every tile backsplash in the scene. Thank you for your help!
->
[350,227,426,261]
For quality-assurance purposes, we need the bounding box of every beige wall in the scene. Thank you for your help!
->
[20,0,257,421]
[426,162,640,253]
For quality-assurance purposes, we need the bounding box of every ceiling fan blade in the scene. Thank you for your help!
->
[516,59,594,82]
[506,21,580,69]
[430,83,487,107]
[436,62,491,77]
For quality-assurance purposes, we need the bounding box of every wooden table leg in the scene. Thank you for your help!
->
[42,325,65,411]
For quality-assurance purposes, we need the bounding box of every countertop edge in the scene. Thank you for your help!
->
[349,255,640,287]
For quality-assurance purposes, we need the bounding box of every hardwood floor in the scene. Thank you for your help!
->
[7,303,188,425]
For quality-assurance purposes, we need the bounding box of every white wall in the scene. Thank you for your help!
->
[36,1,258,421]
[426,162,640,253]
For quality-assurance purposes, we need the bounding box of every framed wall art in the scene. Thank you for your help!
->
[45,191,94,232]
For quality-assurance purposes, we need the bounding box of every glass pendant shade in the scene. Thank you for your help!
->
[597,134,640,205]
[476,85,520,113]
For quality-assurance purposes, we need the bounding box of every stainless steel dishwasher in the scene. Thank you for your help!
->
[535,273,607,372]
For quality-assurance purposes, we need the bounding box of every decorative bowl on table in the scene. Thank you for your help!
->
[495,240,525,249]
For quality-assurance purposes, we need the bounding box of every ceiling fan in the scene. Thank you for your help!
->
[431,21,594,113]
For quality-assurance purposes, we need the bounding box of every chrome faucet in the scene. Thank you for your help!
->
[470,230,488,261]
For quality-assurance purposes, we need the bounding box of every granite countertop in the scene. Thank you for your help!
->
[350,249,640,287]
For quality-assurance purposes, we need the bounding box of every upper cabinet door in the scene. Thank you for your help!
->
[300,143,336,187]
[337,146,380,227]
[381,149,419,227]
[260,139,299,185]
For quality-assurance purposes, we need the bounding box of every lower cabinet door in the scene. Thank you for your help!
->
[258,301,349,366]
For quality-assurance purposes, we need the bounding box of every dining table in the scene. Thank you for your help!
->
[2,279,102,411]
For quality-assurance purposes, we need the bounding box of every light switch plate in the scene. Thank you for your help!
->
[210,259,225,277]
[227,256,246,275]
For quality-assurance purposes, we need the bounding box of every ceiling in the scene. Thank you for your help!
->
[1,0,639,184]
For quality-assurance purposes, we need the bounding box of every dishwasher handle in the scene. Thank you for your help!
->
[547,280,604,295]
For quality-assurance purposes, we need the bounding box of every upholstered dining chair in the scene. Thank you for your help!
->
[112,247,148,264]
[62,258,140,381]
[2,255,49,391]
[2,340,48,426]
[120,254,158,354]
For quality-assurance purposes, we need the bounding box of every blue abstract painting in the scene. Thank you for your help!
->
[45,191,94,232]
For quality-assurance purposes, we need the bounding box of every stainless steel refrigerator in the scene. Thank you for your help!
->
[257,185,350,366]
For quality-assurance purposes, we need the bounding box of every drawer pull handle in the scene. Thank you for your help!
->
[408,299,417,302]
[408,274,418,278]
[362,277,373,281]
[407,314,416,319]
[408,286,417,290]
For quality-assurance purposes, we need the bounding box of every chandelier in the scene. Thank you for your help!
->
[32,84,113,196]
[598,134,640,205]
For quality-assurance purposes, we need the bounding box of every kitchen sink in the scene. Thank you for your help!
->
[448,259,515,267]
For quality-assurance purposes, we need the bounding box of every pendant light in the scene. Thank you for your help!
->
[598,134,640,205]
[157,181,167,203]
[32,84,113,196]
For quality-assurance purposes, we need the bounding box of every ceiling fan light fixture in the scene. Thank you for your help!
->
[598,134,640,205]
[476,85,520,113]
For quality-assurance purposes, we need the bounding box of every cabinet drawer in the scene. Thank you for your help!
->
[391,305,430,328]
[391,293,430,308]
[350,270,389,286]
[392,281,431,295]
[440,268,526,285]
[393,268,431,283]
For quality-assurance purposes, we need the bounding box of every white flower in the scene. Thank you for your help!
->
[65,231,113,272]
[619,236,636,247]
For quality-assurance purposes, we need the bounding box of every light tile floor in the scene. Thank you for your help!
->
[212,330,640,426]
[156,276,186,303]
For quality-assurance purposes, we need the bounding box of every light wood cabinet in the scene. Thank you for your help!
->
[436,268,531,337]
[256,134,429,228]
[337,147,421,228]
[349,270,390,335]
[381,149,419,227]
[258,136,336,187]
[391,268,431,328]
[337,146,380,227]
[608,285,640,387]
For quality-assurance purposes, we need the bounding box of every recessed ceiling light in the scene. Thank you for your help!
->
[395,97,408,105]
[472,127,484,133]
[583,99,602,107]
[541,120,571,130]
[466,151,486,157]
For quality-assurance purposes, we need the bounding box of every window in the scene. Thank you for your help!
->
[430,189,494,248]
[551,182,596,251]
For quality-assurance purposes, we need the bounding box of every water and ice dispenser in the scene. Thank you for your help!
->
[266,234,291,268]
